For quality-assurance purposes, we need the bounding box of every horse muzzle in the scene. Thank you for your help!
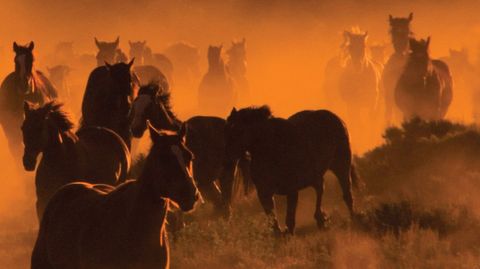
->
[23,151,38,171]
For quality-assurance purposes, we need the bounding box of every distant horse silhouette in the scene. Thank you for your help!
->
[0,42,57,159]
[31,125,200,269]
[227,38,250,105]
[22,101,130,220]
[382,13,414,125]
[164,42,200,90]
[395,37,453,120]
[339,29,380,146]
[128,40,152,65]
[80,60,136,149]
[94,37,128,66]
[47,65,71,100]
[221,107,358,234]
[151,53,174,84]
[198,45,236,116]
[131,83,251,215]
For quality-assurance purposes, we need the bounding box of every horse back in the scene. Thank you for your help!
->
[76,126,131,184]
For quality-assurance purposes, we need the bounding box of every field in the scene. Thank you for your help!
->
[2,120,480,268]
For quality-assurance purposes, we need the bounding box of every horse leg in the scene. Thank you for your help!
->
[313,177,328,229]
[286,191,298,234]
[257,190,281,235]
[331,165,355,217]
[198,180,223,213]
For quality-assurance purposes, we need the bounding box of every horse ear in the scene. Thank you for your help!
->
[242,38,246,44]
[128,40,132,47]
[408,12,413,22]
[23,101,32,115]
[94,37,101,48]
[364,31,368,39]
[143,40,147,45]
[178,122,188,141]
[28,42,34,51]
[114,36,120,47]
[230,107,237,117]
[388,14,393,23]
[128,58,135,68]
[426,36,431,49]
[13,42,19,52]
[105,62,112,69]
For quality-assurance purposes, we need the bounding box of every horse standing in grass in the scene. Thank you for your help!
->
[94,37,128,66]
[395,37,453,120]
[0,42,57,160]
[80,60,136,149]
[22,101,130,220]
[221,106,358,234]
[31,125,200,269]
[131,83,251,215]
[198,45,236,116]
[382,13,414,125]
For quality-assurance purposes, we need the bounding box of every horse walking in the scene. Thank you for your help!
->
[31,125,200,269]
[198,45,236,116]
[221,107,358,234]
[382,13,414,125]
[227,38,250,106]
[338,29,380,149]
[395,37,453,120]
[22,101,130,220]
[131,83,251,215]
[80,60,136,149]
[0,42,57,160]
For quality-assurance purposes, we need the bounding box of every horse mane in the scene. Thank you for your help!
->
[43,101,75,131]
[138,82,180,124]
[234,106,272,122]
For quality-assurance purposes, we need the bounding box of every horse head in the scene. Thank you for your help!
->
[146,123,201,211]
[104,59,135,119]
[227,38,246,60]
[95,36,120,66]
[389,13,413,53]
[22,101,74,171]
[128,40,147,64]
[408,37,431,76]
[225,106,271,160]
[13,41,35,84]
[207,45,225,71]
[344,29,368,63]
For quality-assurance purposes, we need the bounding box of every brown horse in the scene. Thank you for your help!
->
[80,60,136,149]
[382,13,414,125]
[94,37,128,66]
[22,101,130,220]
[395,37,453,121]
[221,107,358,234]
[31,124,200,269]
[0,42,57,160]
[198,45,236,116]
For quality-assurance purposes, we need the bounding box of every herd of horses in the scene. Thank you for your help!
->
[0,12,457,269]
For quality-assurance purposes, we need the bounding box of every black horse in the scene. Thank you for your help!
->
[31,124,200,269]
[221,106,358,234]
[130,83,251,215]
[0,42,57,160]
[22,101,130,220]
[80,60,136,149]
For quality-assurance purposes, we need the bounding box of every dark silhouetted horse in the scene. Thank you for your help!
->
[94,37,128,66]
[22,101,130,220]
[221,106,358,234]
[31,125,200,269]
[395,37,453,121]
[80,60,136,149]
[131,83,251,215]
[0,42,58,160]
[382,13,414,125]
[227,38,250,106]
[198,45,236,116]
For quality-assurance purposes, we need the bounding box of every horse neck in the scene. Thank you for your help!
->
[227,57,247,77]
[348,53,368,69]
[208,60,226,75]
[403,59,432,83]
[43,128,77,160]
